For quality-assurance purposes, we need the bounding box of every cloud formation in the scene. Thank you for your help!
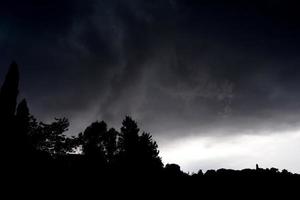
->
[1,0,300,140]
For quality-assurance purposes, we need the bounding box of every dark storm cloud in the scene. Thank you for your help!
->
[1,0,300,137]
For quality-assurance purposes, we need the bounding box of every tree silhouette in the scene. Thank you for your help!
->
[81,121,108,166]
[30,118,70,156]
[0,62,19,119]
[138,132,162,169]
[118,116,141,168]
[103,128,118,164]
[118,116,163,172]
[16,99,30,132]
[0,62,20,161]
[1,61,299,187]
[165,164,183,177]
[119,116,139,153]
[15,99,31,153]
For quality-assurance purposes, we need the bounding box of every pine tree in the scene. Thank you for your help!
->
[118,116,163,172]
[118,116,140,156]
[138,132,163,169]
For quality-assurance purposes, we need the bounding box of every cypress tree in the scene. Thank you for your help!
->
[0,62,19,119]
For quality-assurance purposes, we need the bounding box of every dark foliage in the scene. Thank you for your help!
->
[30,117,71,155]
[0,62,19,119]
[0,62,299,194]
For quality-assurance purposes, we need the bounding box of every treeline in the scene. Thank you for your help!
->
[0,62,299,182]
[0,62,163,178]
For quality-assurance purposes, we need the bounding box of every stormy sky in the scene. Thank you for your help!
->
[1,0,300,172]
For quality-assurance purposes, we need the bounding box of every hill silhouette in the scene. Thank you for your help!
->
[1,62,299,195]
